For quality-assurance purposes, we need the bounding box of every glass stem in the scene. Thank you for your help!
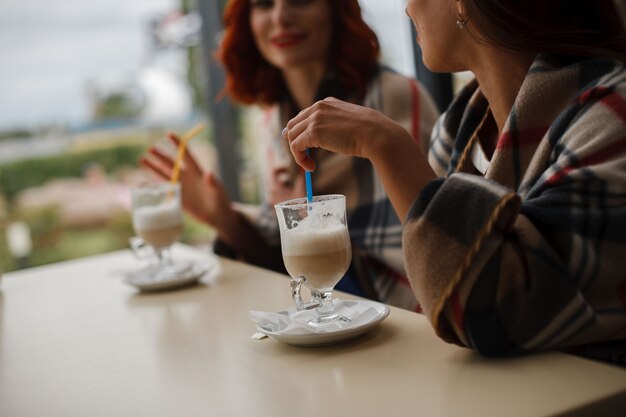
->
[316,291,336,321]
[155,247,172,268]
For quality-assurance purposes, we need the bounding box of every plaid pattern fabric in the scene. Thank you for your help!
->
[403,55,626,359]
[249,68,439,310]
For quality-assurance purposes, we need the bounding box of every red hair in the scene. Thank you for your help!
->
[217,0,380,106]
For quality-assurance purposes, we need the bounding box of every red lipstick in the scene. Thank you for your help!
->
[271,32,306,48]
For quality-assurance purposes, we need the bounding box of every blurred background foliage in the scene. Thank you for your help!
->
[0,143,145,202]
[0,137,213,272]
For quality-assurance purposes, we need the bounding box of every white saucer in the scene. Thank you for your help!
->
[125,260,213,292]
[253,300,390,346]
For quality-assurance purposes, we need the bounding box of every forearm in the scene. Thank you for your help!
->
[403,172,626,355]
[367,124,437,222]
[215,208,286,272]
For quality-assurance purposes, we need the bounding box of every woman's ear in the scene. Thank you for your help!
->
[456,0,466,18]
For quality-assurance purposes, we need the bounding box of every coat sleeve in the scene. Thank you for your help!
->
[402,86,626,356]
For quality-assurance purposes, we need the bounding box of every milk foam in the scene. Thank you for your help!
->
[282,224,349,256]
[133,200,182,231]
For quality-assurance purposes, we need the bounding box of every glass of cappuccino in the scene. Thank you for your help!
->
[275,194,352,327]
[130,182,189,279]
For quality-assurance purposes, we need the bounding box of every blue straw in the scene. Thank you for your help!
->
[282,126,313,205]
[305,149,313,205]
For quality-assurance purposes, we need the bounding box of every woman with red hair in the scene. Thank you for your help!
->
[142,0,439,310]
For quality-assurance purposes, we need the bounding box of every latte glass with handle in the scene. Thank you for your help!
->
[130,182,190,279]
[275,194,352,327]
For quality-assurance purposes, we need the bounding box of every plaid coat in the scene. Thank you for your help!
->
[233,68,439,310]
[403,55,626,359]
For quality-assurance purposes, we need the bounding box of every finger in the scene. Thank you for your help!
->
[204,171,221,189]
[284,99,340,150]
[184,150,202,175]
[285,96,341,130]
[284,108,318,145]
[285,102,318,131]
[204,171,215,187]
[139,156,171,181]
[168,132,202,175]
[285,121,318,172]
[167,132,181,146]
[289,140,316,172]
[148,147,176,170]
[205,172,229,198]
[283,101,326,141]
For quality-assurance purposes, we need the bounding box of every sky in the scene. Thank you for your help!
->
[0,0,414,131]
[0,0,179,130]
[359,0,415,77]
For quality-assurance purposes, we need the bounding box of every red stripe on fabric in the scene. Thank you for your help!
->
[450,290,464,330]
[397,274,412,288]
[496,126,548,150]
[409,79,420,144]
[545,169,568,186]
[577,87,626,125]
[545,135,626,185]
[601,93,626,125]
[578,86,611,105]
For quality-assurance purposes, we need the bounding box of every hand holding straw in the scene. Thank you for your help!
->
[170,123,206,184]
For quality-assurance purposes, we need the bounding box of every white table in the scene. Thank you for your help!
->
[1,244,625,417]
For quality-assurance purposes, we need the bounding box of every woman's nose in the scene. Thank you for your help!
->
[272,1,293,26]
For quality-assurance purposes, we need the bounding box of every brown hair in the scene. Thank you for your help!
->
[463,0,626,62]
[217,0,380,106]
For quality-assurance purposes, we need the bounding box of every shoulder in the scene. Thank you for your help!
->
[361,66,412,110]
[552,58,626,129]
[543,59,626,186]
[366,66,439,128]
[576,59,626,107]
[374,66,432,108]
[534,56,626,104]
[376,67,415,95]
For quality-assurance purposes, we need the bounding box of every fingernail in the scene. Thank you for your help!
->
[281,127,287,137]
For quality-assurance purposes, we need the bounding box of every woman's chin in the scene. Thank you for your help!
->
[422,56,465,74]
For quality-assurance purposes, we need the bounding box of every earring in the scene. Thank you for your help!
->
[456,17,468,30]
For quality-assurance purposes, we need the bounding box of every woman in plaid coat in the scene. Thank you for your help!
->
[284,0,626,363]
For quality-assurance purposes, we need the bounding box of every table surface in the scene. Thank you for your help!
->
[1,244,625,417]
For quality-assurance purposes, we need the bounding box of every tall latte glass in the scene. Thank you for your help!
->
[275,195,352,327]
[130,182,188,279]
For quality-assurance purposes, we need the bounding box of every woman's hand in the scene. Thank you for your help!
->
[283,97,437,221]
[140,133,234,229]
[283,97,403,171]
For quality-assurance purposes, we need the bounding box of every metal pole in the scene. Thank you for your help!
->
[409,22,454,113]
[196,0,241,201]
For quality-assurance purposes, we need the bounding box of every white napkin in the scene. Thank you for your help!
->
[250,299,381,335]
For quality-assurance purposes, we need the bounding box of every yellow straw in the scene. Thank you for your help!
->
[170,123,205,184]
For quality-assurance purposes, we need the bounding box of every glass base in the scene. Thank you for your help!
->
[147,260,192,281]
[306,313,351,329]
[302,290,351,329]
